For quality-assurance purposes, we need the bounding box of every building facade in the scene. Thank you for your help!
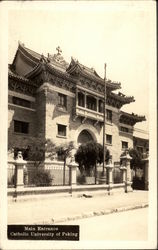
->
[8,42,146,162]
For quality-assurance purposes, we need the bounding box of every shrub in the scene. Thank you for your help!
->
[77,174,86,184]
[31,168,53,187]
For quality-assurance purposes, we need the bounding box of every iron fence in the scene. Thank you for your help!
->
[8,163,16,188]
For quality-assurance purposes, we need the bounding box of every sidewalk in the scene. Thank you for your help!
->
[8,190,148,225]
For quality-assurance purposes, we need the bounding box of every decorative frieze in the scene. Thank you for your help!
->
[9,78,36,96]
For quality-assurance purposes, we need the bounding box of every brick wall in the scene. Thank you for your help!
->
[8,85,134,163]
[8,103,37,157]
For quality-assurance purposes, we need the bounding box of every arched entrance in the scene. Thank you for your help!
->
[77,129,94,144]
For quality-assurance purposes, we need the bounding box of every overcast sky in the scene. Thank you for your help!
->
[8,1,156,131]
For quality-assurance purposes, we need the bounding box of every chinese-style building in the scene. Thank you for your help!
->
[8,42,147,163]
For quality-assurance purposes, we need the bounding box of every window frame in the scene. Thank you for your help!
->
[14,120,29,134]
[12,96,31,108]
[57,124,67,138]
[106,134,112,145]
[122,141,128,150]
[120,126,129,133]
[106,109,112,123]
[58,93,67,110]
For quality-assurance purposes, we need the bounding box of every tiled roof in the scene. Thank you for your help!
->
[120,111,146,122]
[8,67,29,82]
[111,92,135,104]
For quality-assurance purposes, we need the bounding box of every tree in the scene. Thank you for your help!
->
[120,148,142,171]
[56,141,75,185]
[75,141,110,176]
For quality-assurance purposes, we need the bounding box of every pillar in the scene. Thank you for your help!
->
[84,92,87,108]
[144,156,149,190]
[76,88,78,106]
[120,152,132,192]
[120,166,127,192]
[106,161,113,195]
[96,98,99,112]
[68,147,78,192]
[15,151,26,189]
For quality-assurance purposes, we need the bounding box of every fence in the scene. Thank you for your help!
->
[8,160,71,188]
[25,162,70,187]
[8,162,16,188]
[113,162,123,184]
[8,161,125,188]
[7,157,134,191]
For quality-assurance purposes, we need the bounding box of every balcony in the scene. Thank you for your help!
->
[74,105,104,123]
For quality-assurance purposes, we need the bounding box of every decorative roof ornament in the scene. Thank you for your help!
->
[56,46,62,55]
[40,54,47,63]
[46,46,68,69]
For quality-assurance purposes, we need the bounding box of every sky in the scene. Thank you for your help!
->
[8,1,156,131]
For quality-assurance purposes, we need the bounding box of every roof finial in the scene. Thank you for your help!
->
[56,46,62,55]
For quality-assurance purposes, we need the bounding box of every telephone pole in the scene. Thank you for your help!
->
[102,63,107,176]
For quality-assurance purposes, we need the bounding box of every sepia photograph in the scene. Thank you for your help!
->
[0,1,157,249]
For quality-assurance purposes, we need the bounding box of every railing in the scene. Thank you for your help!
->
[113,166,123,184]
[7,161,71,188]
[8,162,16,188]
[76,106,103,122]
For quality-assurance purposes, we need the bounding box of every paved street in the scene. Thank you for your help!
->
[8,191,148,225]
[61,208,148,241]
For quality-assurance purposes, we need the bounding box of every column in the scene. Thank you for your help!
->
[106,161,113,195]
[120,152,132,193]
[76,88,78,106]
[84,92,87,108]
[96,98,99,112]
[15,151,26,189]
[68,148,78,193]
[120,166,127,192]
[144,156,149,190]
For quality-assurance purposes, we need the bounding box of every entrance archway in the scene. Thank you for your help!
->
[77,129,94,144]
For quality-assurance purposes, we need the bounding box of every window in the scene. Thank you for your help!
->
[12,96,31,108]
[120,126,129,133]
[106,109,112,123]
[86,95,97,111]
[78,92,85,107]
[58,93,67,109]
[122,141,128,150]
[57,124,66,137]
[14,120,29,134]
[106,134,112,145]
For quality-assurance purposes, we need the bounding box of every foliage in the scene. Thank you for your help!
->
[120,148,142,170]
[132,176,145,190]
[77,174,86,184]
[56,141,75,162]
[31,167,53,187]
[75,141,110,176]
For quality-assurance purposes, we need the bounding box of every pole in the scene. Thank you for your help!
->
[102,63,106,175]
